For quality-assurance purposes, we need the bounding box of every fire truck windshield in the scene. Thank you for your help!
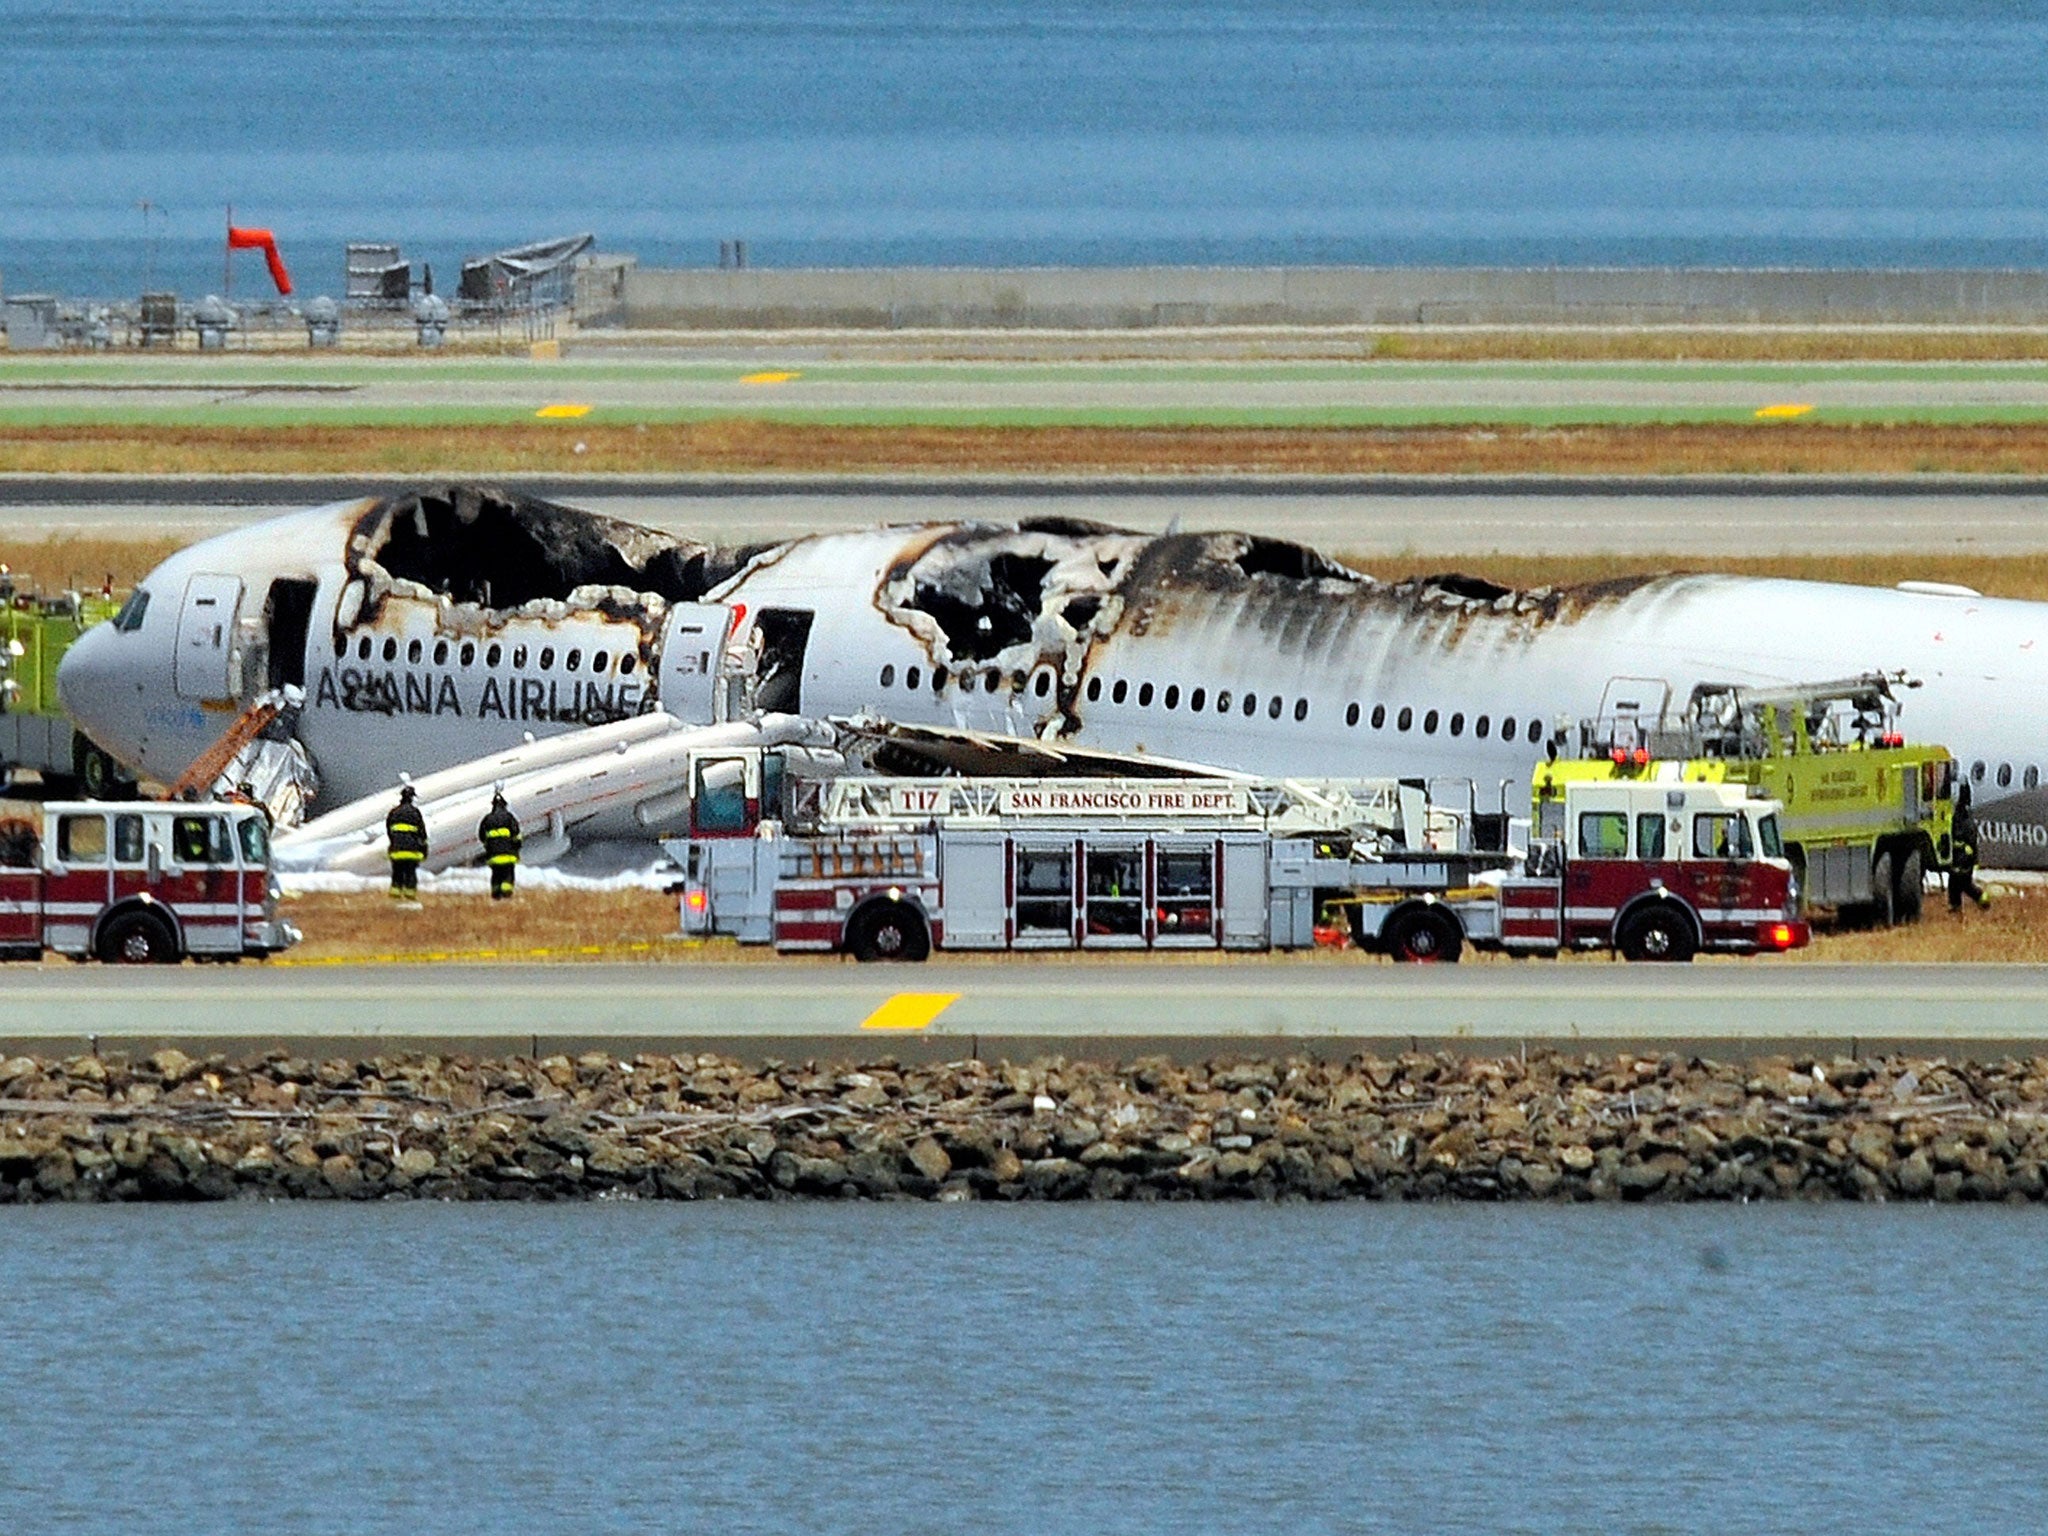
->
[238,816,269,864]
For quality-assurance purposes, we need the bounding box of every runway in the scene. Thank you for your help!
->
[3,960,2043,1061]
[5,473,2047,557]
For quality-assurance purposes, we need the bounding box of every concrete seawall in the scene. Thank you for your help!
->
[593,265,2048,331]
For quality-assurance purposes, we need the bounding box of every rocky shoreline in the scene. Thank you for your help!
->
[3,1047,2047,1203]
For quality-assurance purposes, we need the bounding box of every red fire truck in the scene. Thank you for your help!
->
[0,800,298,963]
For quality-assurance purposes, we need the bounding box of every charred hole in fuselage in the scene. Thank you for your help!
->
[359,487,742,607]
[908,551,1054,663]
[1421,572,1515,604]
[1233,536,1352,583]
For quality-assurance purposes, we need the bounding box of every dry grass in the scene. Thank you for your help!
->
[1368,328,2048,362]
[0,534,184,592]
[11,420,2048,478]
[265,879,2048,966]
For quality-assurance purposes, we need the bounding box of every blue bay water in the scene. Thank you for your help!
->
[2,1203,2045,1534]
[3,1,2048,299]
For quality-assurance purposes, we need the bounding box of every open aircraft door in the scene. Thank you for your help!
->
[655,603,737,725]
[174,574,244,701]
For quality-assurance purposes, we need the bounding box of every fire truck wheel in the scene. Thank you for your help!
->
[1893,844,1925,922]
[1618,906,1696,963]
[97,910,179,965]
[1384,906,1463,964]
[847,901,931,963]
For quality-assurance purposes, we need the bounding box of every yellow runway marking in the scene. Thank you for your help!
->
[859,992,960,1031]
[740,370,801,385]
[535,402,592,418]
[1754,402,1814,419]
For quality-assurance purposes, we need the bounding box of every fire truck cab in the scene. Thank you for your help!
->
[1493,779,1808,961]
[0,800,298,963]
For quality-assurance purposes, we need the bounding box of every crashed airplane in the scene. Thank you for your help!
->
[55,484,2048,866]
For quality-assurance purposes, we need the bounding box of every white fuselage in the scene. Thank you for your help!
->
[56,500,2048,861]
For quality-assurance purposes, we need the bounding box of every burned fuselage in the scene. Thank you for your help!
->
[58,487,2048,856]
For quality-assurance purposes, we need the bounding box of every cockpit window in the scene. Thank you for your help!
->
[113,588,150,632]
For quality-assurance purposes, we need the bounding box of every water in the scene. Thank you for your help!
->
[4,1,2048,300]
[2,1203,2044,1534]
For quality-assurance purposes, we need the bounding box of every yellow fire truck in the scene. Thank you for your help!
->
[1534,673,1954,924]
[0,569,132,797]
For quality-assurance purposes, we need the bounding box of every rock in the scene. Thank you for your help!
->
[904,1137,952,1183]
[1894,1149,1935,1197]
[1559,1144,1595,1173]
[396,1148,438,1178]
[986,1146,1024,1184]
[147,1048,197,1084]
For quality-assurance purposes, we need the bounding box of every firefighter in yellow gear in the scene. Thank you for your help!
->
[385,785,427,902]
[479,790,522,900]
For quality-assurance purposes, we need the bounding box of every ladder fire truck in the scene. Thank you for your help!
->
[0,799,298,963]
[1535,673,1954,924]
[661,746,1807,963]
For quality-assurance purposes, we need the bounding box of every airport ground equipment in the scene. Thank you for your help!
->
[0,799,297,963]
[1535,673,1954,924]
[665,757,1806,964]
[0,573,130,796]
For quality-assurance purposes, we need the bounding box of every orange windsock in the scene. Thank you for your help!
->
[227,225,293,295]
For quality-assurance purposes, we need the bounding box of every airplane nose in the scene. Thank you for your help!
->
[56,622,125,752]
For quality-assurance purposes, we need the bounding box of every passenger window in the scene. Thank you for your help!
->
[620,653,637,676]
[539,647,556,670]
[512,645,528,669]
[487,643,503,667]
[356,636,372,661]
[1345,702,1360,727]
[1757,814,1783,859]
[172,815,229,865]
[1112,679,1128,704]
[2028,766,2041,790]
[1476,715,1491,739]
[1015,848,1073,934]
[1266,696,1281,720]
[1163,684,1180,709]
[1371,704,1386,729]
[460,642,475,667]
[880,664,896,687]
[1087,677,1103,702]
[1397,707,1413,731]
[906,666,921,690]
[1635,813,1667,861]
[1423,709,1439,735]
[1692,813,1752,860]
[1499,716,1515,740]
[1293,697,1308,722]
[566,649,582,672]
[1190,688,1207,712]
[1577,812,1628,858]
[592,652,608,673]
[1971,760,1985,782]
[113,814,144,864]
[1242,694,1258,718]
[58,815,108,864]
[985,672,1002,694]
[933,669,945,695]
[1035,672,1053,698]
[1527,720,1543,745]
[382,638,398,662]
[1449,712,1465,737]
[433,640,449,665]
[1216,691,1233,713]
[407,639,422,664]
[1998,762,2013,787]
[1138,682,1154,707]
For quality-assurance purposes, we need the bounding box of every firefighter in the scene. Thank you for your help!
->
[479,787,522,900]
[1949,782,1991,912]
[385,784,427,904]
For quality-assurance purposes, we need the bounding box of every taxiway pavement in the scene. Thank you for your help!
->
[3,961,2044,1062]
[5,474,2047,558]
